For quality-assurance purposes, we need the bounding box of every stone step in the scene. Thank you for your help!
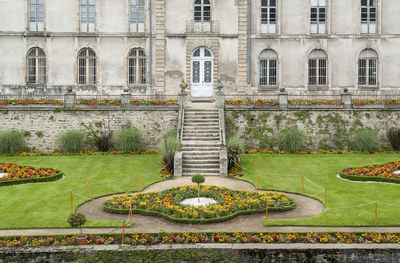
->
[182,137,220,141]
[184,122,219,126]
[182,172,220,177]
[182,168,220,174]
[181,142,222,146]
[186,109,218,112]
[183,128,219,131]
[184,114,219,118]
[182,159,219,164]
[183,163,220,169]
[184,119,219,123]
[182,151,220,156]
[181,148,221,152]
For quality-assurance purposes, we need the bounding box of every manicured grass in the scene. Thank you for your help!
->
[0,154,163,229]
[241,153,400,226]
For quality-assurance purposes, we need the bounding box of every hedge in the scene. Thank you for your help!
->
[0,172,63,187]
[102,200,296,224]
[339,172,400,184]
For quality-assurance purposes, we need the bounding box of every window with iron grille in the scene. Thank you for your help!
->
[27,47,46,84]
[358,49,377,87]
[28,0,44,31]
[78,48,96,85]
[130,0,145,33]
[259,49,278,87]
[361,0,376,34]
[80,0,95,33]
[194,0,211,22]
[308,49,327,86]
[310,0,326,34]
[128,48,147,85]
[261,0,277,34]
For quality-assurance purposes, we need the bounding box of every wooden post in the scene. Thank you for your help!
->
[122,220,125,244]
[130,201,133,223]
[88,178,91,199]
[325,188,327,208]
[301,175,304,194]
[375,201,378,225]
[255,171,258,192]
[265,201,268,224]
[70,191,73,211]
[139,172,141,192]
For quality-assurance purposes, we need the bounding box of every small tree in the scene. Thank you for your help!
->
[192,174,205,202]
[67,212,87,236]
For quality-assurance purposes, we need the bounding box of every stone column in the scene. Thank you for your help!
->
[174,152,183,177]
[64,87,76,106]
[216,78,224,108]
[341,92,352,109]
[121,88,131,106]
[278,90,288,110]
[220,148,228,177]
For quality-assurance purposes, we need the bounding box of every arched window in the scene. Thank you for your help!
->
[358,49,377,87]
[130,0,145,32]
[128,48,147,85]
[308,49,327,86]
[259,49,278,87]
[27,47,46,84]
[261,0,277,34]
[194,0,211,22]
[78,48,96,85]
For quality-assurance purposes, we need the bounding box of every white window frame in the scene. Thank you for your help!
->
[128,48,147,86]
[308,49,327,87]
[130,0,145,33]
[26,47,46,85]
[361,0,376,34]
[78,48,97,85]
[310,0,326,34]
[28,0,45,32]
[80,0,95,33]
[194,0,211,22]
[358,49,378,88]
[259,49,278,88]
[261,0,277,34]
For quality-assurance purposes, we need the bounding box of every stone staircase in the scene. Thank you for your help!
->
[181,108,222,176]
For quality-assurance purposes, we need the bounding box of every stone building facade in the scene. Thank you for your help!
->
[0,0,400,96]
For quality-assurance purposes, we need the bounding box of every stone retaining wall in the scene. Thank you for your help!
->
[226,109,400,149]
[0,108,178,151]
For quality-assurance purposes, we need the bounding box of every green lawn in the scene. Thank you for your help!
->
[241,153,400,226]
[0,154,163,229]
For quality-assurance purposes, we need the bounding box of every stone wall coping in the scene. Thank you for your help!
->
[0,105,178,112]
[225,107,400,112]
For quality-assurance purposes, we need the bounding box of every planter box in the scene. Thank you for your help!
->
[386,104,400,109]
[288,104,344,109]
[352,104,385,109]
[226,105,279,110]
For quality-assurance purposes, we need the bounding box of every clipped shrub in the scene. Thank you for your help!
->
[56,130,86,153]
[158,130,180,174]
[387,127,400,150]
[0,130,25,154]
[192,174,205,202]
[352,128,379,152]
[227,135,243,170]
[113,124,143,152]
[276,126,306,153]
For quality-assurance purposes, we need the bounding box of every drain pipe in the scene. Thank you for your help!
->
[148,0,153,94]
[247,0,251,95]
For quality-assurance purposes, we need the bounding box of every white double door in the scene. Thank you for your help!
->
[191,47,214,97]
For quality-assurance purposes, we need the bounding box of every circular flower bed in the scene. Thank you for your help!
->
[0,162,63,186]
[340,161,400,183]
[103,185,295,224]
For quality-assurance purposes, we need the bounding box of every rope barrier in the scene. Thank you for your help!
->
[326,202,376,210]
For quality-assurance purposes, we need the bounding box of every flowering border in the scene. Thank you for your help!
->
[243,148,392,155]
[103,186,295,224]
[1,232,399,247]
[0,149,159,157]
[340,161,400,184]
[0,163,63,187]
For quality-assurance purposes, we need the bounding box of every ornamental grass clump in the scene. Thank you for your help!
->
[227,135,243,170]
[158,130,180,174]
[0,130,25,154]
[56,130,86,153]
[351,128,379,152]
[276,126,305,153]
[113,123,143,152]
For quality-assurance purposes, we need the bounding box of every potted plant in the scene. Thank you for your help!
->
[67,212,88,245]
[191,174,205,202]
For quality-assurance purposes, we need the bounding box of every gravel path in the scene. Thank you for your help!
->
[76,176,325,232]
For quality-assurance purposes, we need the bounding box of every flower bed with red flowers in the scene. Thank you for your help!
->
[1,149,159,157]
[289,99,344,106]
[130,98,178,106]
[0,98,63,106]
[0,162,63,186]
[0,231,399,247]
[340,161,400,184]
[75,99,121,106]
